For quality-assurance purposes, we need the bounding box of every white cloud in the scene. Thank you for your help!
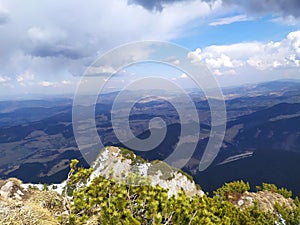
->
[38,81,55,87]
[271,16,299,26]
[16,70,35,82]
[190,30,300,73]
[180,73,188,78]
[61,80,71,85]
[202,42,262,60]
[186,29,300,85]
[187,48,202,64]
[0,0,221,85]
[87,66,117,76]
[0,75,10,83]
[209,14,253,26]
[213,69,237,76]
[1,0,299,94]
[163,56,180,65]
[205,53,235,68]
[245,31,300,70]
[85,42,154,77]
[27,27,67,44]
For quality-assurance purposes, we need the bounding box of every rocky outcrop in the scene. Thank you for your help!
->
[234,191,295,213]
[90,146,204,197]
[0,178,28,200]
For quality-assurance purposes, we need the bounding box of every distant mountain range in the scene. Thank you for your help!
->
[0,80,299,195]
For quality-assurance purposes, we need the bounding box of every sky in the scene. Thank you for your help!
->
[0,0,300,98]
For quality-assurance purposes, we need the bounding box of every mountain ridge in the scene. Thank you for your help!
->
[0,147,299,224]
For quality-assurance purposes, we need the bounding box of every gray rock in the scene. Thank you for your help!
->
[0,181,15,199]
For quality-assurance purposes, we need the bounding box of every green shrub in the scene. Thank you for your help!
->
[214,180,250,199]
[66,164,278,225]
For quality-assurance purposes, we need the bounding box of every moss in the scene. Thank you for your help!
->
[119,147,135,160]
[195,183,202,190]
[118,147,147,165]
[148,161,175,181]
[147,160,195,182]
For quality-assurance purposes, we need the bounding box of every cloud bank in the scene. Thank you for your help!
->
[0,0,300,95]
[222,0,300,18]
[188,30,300,85]
[0,0,217,79]
[131,0,300,19]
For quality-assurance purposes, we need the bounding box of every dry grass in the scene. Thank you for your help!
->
[27,189,65,215]
[0,200,58,225]
[0,189,67,225]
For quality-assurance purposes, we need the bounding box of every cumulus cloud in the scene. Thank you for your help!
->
[190,30,300,75]
[85,42,154,77]
[205,53,233,68]
[0,0,220,84]
[187,48,202,63]
[245,31,300,70]
[1,0,299,95]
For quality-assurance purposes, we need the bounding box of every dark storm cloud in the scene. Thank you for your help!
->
[26,26,89,60]
[222,0,300,18]
[29,44,83,59]
[128,0,192,11]
[130,0,300,18]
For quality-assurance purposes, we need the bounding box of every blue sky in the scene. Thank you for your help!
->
[176,15,300,48]
[0,0,300,97]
